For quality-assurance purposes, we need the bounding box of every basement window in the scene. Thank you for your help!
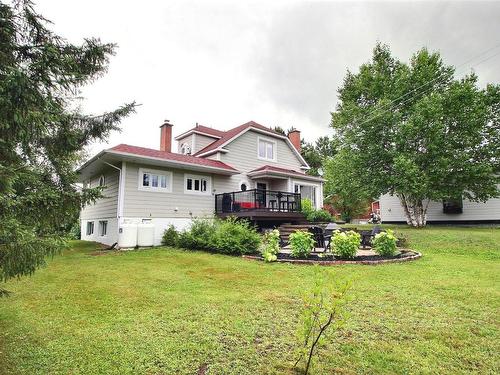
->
[99,220,108,236]
[86,221,94,235]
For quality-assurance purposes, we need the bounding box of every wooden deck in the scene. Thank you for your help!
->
[216,210,306,223]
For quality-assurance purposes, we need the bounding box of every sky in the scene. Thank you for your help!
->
[34,0,500,156]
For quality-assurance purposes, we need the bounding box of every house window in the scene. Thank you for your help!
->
[98,175,106,187]
[86,221,94,235]
[258,138,276,161]
[139,168,172,192]
[99,220,108,236]
[185,174,210,194]
[180,143,191,155]
[240,183,247,191]
[443,197,463,214]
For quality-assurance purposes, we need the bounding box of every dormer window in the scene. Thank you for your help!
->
[257,137,276,161]
[180,143,191,155]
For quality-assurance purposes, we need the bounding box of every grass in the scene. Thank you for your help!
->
[0,225,499,374]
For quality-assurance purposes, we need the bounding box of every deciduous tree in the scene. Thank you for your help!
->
[331,43,499,227]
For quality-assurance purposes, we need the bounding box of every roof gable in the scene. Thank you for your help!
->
[174,124,225,140]
[194,121,284,156]
[193,121,309,168]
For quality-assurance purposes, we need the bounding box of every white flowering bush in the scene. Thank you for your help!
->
[372,229,398,257]
[331,230,361,259]
[261,229,281,262]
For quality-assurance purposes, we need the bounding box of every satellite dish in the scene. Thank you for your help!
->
[318,168,324,177]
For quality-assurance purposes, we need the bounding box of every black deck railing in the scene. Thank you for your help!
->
[215,189,302,214]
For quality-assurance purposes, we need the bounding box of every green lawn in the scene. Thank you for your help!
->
[1,226,499,374]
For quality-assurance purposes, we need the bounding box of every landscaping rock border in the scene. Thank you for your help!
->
[242,250,422,265]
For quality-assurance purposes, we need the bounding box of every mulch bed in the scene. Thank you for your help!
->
[243,249,422,265]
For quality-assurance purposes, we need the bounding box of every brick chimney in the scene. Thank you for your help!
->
[287,129,301,152]
[160,119,173,152]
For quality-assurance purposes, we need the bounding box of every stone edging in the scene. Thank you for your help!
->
[242,251,422,266]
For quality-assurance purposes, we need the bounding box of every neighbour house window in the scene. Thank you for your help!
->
[86,221,94,235]
[258,138,276,161]
[240,183,247,191]
[139,168,172,192]
[98,175,106,187]
[99,220,108,236]
[185,174,210,194]
[443,197,463,214]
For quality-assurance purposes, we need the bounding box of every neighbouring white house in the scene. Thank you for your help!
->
[379,193,500,224]
[77,120,324,246]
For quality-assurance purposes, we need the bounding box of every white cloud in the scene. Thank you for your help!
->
[34,0,500,155]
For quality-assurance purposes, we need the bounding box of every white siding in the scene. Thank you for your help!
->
[80,218,118,246]
[80,168,119,220]
[380,193,500,222]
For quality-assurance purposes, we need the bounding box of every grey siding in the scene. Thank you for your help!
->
[80,167,119,220]
[194,134,217,153]
[220,130,303,172]
[176,134,194,153]
[380,193,500,222]
[123,162,231,218]
[177,133,218,154]
[211,130,306,194]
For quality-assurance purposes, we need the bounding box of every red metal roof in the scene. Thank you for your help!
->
[109,144,238,171]
[176,124,225,139]
[193,121,283,156]
[249,165,309,176]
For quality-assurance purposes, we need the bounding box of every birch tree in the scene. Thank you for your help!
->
[331,43,499,227]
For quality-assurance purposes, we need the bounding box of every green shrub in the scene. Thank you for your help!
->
[289,230,315,258]
[177,219,216,250]
[261,229,281,262]
[301,198,314,217]
[301,199,333,223]
[331,230,360,259]
[161,225,179,247]
[211,217,261,255]
[372,229,398,257]
[308,209,333,223]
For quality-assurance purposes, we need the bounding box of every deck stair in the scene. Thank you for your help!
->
[277,223,312,243]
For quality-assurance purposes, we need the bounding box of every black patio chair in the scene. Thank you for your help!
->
[308,226,331,252]
[361,226,384,248]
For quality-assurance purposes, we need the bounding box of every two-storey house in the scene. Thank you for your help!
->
[78,120,324,245]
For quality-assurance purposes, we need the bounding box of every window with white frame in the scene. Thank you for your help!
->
[258,138,276,161]
[98,175,106,187]
[86,221,94,235]
[98,220,108,236]
[185,174,210,194]
[180,143,191,155]
[139,168,172,192]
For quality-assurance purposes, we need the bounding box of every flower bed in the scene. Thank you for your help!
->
[243,249,421,265]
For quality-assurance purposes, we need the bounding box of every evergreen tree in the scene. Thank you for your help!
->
[0,1,135,295]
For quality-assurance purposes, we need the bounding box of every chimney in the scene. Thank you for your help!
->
[160,119,173,152]
[287,129,301,152]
